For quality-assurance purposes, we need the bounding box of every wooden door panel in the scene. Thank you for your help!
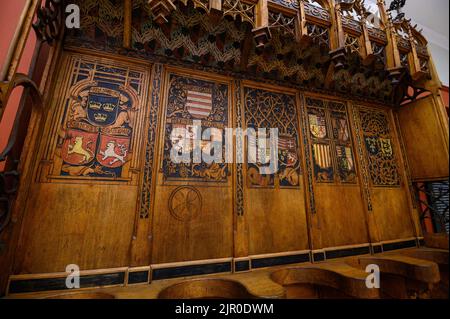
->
[303,97,370,249]
[15,52,151,273]
[314,186,369,248]
[151,70,234,264]
[355,105,417,241]
[242,85,309,255]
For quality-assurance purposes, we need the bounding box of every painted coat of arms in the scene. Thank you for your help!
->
[58,80,140,178]
[163,74,229,183]
[360,109,400,186]
[331,113,350,143]
[308,111,327,139]
[244,88,302,188]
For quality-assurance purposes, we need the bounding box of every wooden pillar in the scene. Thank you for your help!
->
[407,28,428,81]
[123,0,132,49]
[360,13,374,65]
[252,0,271,48]
[329,0,347,69]
[377,0,403,83]
[295,0,308,43]
[209,0,222,12]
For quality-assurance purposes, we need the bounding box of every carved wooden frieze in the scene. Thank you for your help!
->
[303,1,330,22]
[62,0,431,104]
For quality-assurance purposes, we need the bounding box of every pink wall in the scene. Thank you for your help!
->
[1,1,37,170]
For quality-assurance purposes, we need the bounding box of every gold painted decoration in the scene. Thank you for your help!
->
[40,55,149,182]
[312,143,334,183]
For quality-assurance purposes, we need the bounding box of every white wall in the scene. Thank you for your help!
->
[403,0,449,86]
[429,43,449,86]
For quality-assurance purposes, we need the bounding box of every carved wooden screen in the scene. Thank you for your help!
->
[305,97,357,185]
[358,107,401,187]
[353,104,417,242]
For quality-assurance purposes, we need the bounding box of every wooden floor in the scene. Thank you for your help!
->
[5,248,448,299]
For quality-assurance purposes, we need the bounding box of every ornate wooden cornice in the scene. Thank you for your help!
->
[58,0,435,105]
[144,0,429,83]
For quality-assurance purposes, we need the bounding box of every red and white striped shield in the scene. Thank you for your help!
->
[186,88,213,119]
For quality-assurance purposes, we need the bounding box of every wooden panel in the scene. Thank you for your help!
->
[151,68,234,264]
[242,84,309,255]
[13,52,151,274]
[303,96,370,249]
[314,186,369,248]
[246,187,308,254]
[15,183,137,274]
[371,188,415,241]
[354,104,417,242]
[396,96,449,181]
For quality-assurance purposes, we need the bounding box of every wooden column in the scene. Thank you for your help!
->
[329,0,347,69]
[407,28,428,81]
[209,0,222,13]
[360,13,374,65]
[252,0,271,48]
[123,0,132,49]
[295,0,308,43]
[377,0,403,83]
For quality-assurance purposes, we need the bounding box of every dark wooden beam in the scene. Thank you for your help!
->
[123,0,132,49]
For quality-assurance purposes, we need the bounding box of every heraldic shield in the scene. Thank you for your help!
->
[62,129,98,166]
[60,82,136,178]
[97,134,131,168]
[87,87,120,127]
[308,113,327,139]
[380,138,394,158]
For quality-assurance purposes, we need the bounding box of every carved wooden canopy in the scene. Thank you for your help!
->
[64,0,433,105]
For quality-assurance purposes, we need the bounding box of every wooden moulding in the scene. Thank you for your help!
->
[6,238,426,295]
[7,267,129,295]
